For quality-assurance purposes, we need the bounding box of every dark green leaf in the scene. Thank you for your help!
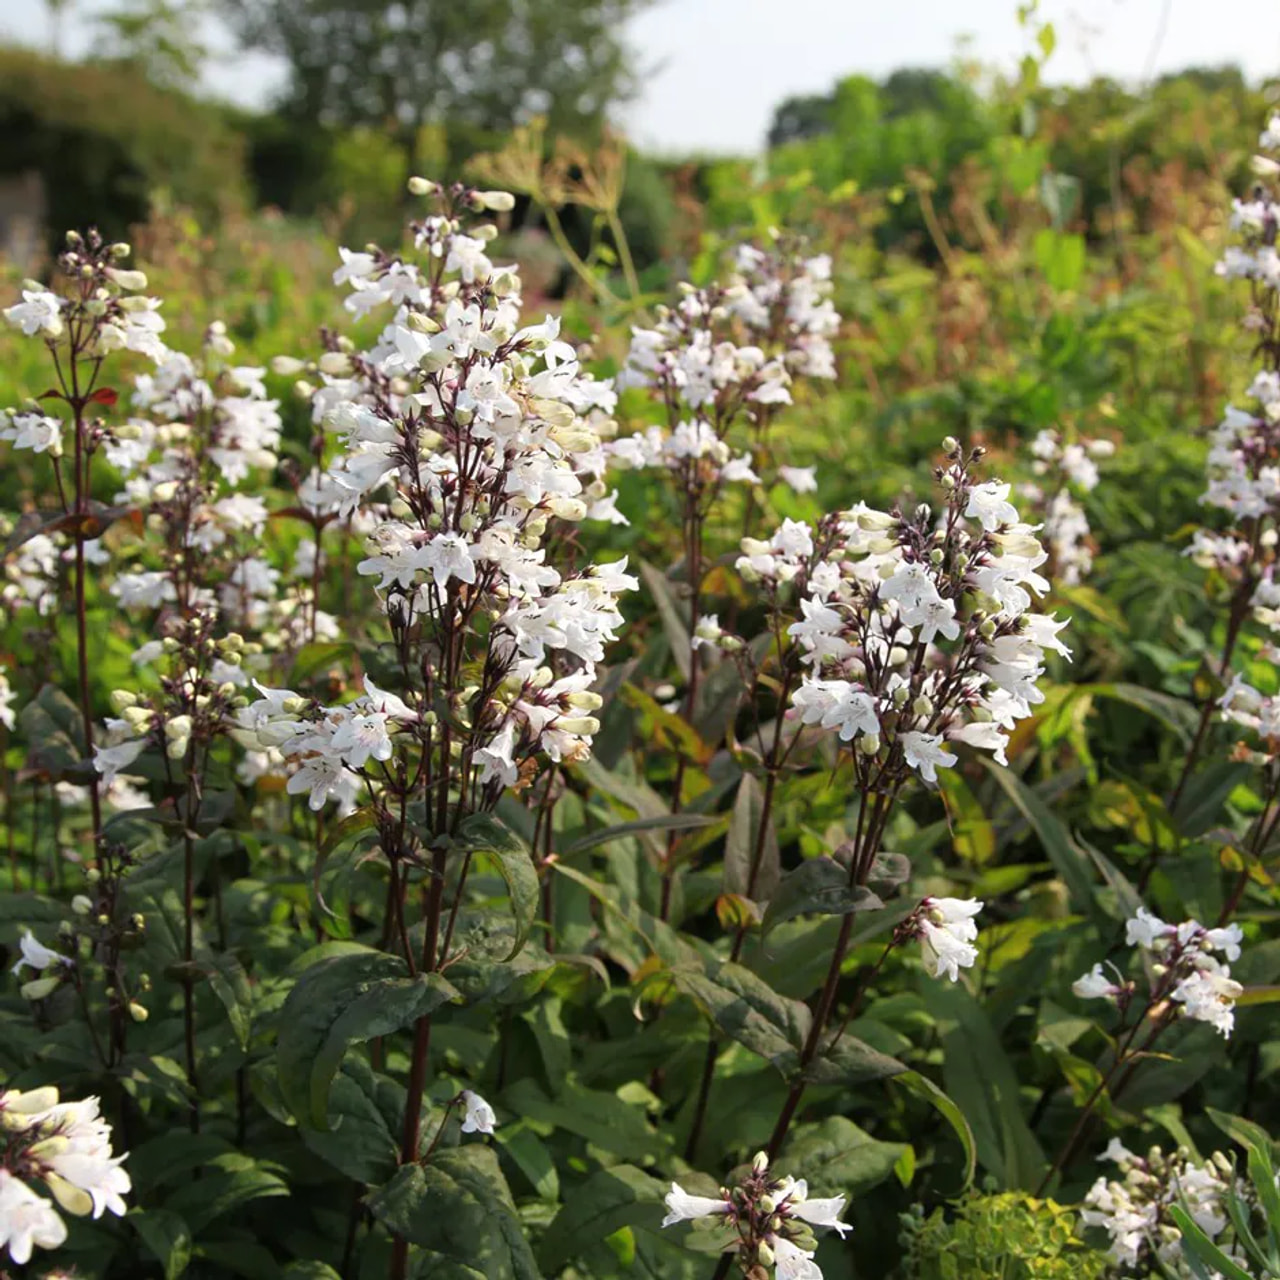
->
[673,963,811,1075]
[130,1209,192,1280]
[892,1070,977,1191]
[762,858,882,934]
[778,1116,906,1199]
[983,761,1094,912]
[458,813,538,960]
[538,1164,669,1273]
[368,1147,541,1280]
[276,945,458,1128]
[724,773,780,904]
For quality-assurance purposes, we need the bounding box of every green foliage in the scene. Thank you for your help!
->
[899,1191,1111,1279]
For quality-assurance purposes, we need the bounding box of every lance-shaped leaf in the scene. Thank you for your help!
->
[891,1069,977,1192]
[762,857,883,934]
[276,946,458,1129]
[457,813,538,959]
[368,1147,541,1280]
[673,963,811,1075]
[560,812,713,858]
[638,558,691,679]
[724,773,781,904]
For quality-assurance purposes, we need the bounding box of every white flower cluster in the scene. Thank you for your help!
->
[1021,428,1114,586]
[3,232,170,368]
[1073,908,1244,1038]
[725,239,840,380]
[663,1151,848,1279]
[230,181,635,808]
[0,1085,130,1266]
[1081,1138,1242,1275]
[1215,114,1280,287]
[737,444,1068,788]
[1193,116,1280,589]
[608,237,840,493]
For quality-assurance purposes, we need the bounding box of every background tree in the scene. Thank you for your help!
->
[219,0,657,174]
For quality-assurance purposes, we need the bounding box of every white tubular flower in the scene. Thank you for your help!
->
[772,1235,823,1278]
[1125,907,1174,950]
[3,289,64,338]
[916,897,982,982]
[900,731,957,784]
[10,929,69,977]
[779,465,818,493]
[661,1182,732,1227]
[1082,1143,1238,1272]
[39,1096,131,1219]
[1172,967,1243,1039]
[93,737,147,785]
[780,1179,850,1237]
[1072,962,1123,1001]
[0,1170,67,1265]
[459,1090,496,1135]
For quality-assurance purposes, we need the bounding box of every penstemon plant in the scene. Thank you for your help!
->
[5,105,1280,1280]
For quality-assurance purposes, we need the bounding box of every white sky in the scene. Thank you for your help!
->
[3,0,1280,154]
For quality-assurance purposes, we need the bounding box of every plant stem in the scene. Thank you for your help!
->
[389,844,447,1280]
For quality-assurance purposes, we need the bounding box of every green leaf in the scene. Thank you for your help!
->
[300,1057,401,1184]
[724,773,780,904]
[501,1077,669,1161]
[538,1164,669,1273]
[778,1115,906,1199]
[200,947,252,1051]
[131,1208,193,1280]
[561,812,713,858]
[368,1147,541,1279]
[276,946,458,1129]
[161,1153,290,1234]
[20,683,90,781]
[804,1033,906,1087]
[458,813,538,960]
[638,559,691,680]
[1169,1204,1255,1280]
[892,1070,977,1191]
[1083,682,1197,745]
[922,982,1043,1189]
[983,761,1094,912]
[1172,762,1253,839]
[762,858,882,934]
[495,1123,560,1201]
[620,683,711,765]
[673,963,811,1075]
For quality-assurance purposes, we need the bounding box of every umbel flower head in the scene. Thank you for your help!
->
[662,1151,848,1277]
[0,1086,130,1265]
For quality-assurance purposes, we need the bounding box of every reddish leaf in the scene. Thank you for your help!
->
[89,387,119,407]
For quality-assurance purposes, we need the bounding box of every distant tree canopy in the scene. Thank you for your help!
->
[219,0,655,148]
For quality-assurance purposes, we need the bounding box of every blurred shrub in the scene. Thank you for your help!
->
[0,45,247,242]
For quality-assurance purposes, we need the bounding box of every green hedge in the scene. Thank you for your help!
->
[0,46,248,244]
